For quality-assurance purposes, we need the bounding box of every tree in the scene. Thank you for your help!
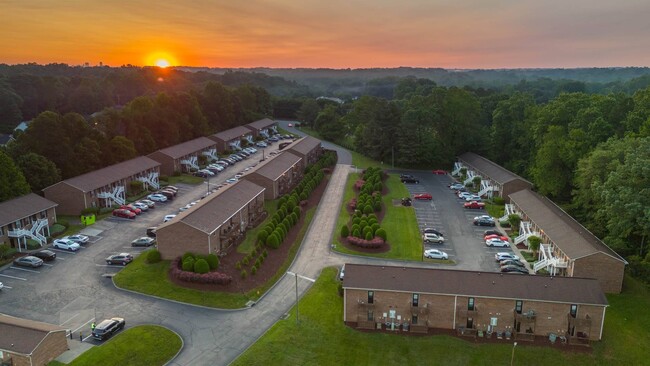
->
[527,235,541,255]
[14,153,61,192]
[0,150,30,202]
[106,136,138,164]
[297,99,320,126]
[314,105,345,142]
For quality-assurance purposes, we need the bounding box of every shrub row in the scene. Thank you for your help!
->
[346,235,385,248]
[181,252,220,273]
[170,257,232,285]
[340,166,388,246]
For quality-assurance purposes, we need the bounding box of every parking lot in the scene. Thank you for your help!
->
[400,171,517,272]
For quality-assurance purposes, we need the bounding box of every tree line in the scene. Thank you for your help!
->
[303,77,650,273]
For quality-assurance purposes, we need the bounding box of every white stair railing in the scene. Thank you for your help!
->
[534,259,549,272]
[138,172,160,190]
[97,186,125,206]
[464,171,475,185]
[514,221,533,245]
[452,162,463,176]
[202,149,219,162]
[500,204,515,221]
[180,156,199,170]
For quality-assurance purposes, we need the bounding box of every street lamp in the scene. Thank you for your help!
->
[286,271,316,325]
[510,341,517,366]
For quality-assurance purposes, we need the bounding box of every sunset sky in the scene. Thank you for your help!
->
[1,0,649,69]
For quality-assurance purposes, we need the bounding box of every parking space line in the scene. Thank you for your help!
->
[10,267,40,274]
[51,249,76,254]
[56,257,65,261]
[0,273,27,281]
[1,285,12,289]
[60,313,80,326]
[42,263,54,267]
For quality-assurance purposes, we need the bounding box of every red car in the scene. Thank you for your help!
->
[484,234,509,241]
[113,209,136,219]
[414,193,433,200]
[464,201,486,209]
[432,169,447,175]
[120,204,141,215]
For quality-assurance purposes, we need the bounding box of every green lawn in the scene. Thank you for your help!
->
[232,268,650,366]
[164,174,205,185]
[113,207,317,309]
[485,202,505,219]
[333,173,422,260]
[49,325,181,366]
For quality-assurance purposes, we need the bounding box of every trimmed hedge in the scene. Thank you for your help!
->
[170,257,233,285]
[346,236,385,249]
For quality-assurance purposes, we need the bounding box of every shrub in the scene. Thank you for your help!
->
[242,256,250,266]
[235,261,242,270]
[266,234,280,249]
[182,259,194,272]
[352,228,361,238]
[365,231,373,240]
[241,270,248,279]
[508,214,521,231]
[263,249,268,258]
[0,244,16,260]
[56,219,70,228]
[182,252,195,262]
[363,205,373,215]
[206,253,219,270]
[257,230,269,243]
[194,259,210,274]
[251,266,257,275]
[146,249,161,264]
[373,201,382,212]
[363,226,373,238]
[371,223,380,233]
[340,225,349,237]
[352,217,361,225]
[293,206,301,217]
[170,258,232,285]
[493,197,505,205]
[375,228,387,241]
[346,235,385,249]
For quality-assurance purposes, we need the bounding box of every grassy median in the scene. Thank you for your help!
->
[49,325,181,366]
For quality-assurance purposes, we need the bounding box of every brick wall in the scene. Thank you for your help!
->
[502,179,533,202]
[244,174,277,200]
[157,222,214,260]
[31,331,69,366]
[147,152,176,176]
[574,253,625,293]
[43,183,86,216]
[344,289,605,340]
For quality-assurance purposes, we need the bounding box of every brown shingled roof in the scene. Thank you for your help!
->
[155,137,217,159]
[288,136,321,155]
[0,194,57,227]
[211,126,252,142]
[246,118,276,130]
[47,156,160,193]
[343,264,608,306]
[0,313,66,355]
[173,180,265,234]
[458,152,531,185]
[509,189,625,263]
[248,152,301,180]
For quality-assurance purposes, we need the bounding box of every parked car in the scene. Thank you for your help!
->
[112,208,136,219]
[501,265,529,274]
[66,234,89,244]
[199,169,216,176]
[140,199,156,208]
[13,256,44,268]
[194,171,209,178]
[486,238,510,247]
[92,317,126,341]
[449,183,465,190]
[165,185,179,192]
[133,202,149,212]
[500,259,526,268]
[225,178,238,184]
[423,228,444,237]
[146,227,157,238]
[465,195,482,202]
[484,230,505,237]
[131,237,156,247]
[106,253,133,265]
[53,238,81,251]
[400,174,415,179]
[32,250,56,261]
[464,201,485,209]
[484,234,509,241]
[401,197,412,206]
[473,215,495,227]
[163,214,176,223]
[0,282,3,290]
[120,204,141,215]
[256,142,268,148]
[424,249,449,260]
[216,160,230,167]
[458,192,473,199]
[147,194,168,202]
[401,177,420,184]
[495,252,520,262]
[339,264,345,281]
[157,191,174,200]
[423,233,445,243]
[414,193,432,200]
[432,169,447,175]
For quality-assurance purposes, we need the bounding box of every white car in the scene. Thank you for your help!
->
[225,178,238,184]
[163,214,176,223]
[0,281,4,290]
[423,233,444,243]
[458,192,473,199]
[133,202,149,211]
[495,252,520,262]
[465,195,482,202]
[65,234,89,244]
[474,215,493,221]
[424,249,449,260]
[256,142,267,148]
[147,194,168,202]
[53,238,81,251]
[486,238,510,247]
[140,199,156,208]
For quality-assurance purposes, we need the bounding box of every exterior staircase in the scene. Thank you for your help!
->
[181,155,199,170]
[500,204,516,221]
[98,186,125,206]
[514,221,535,245]
[452,162,463,176]
[478,181,494,197]
[463,171,476,185]
[137,172,160,190]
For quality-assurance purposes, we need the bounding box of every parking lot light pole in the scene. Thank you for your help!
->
[510,342,517,366]
[286,271,316,325]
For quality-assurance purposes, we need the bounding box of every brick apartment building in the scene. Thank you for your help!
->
[0,194,58,251]
[343,264,607,344]
[147,137,219,176]
[43,156,160,215]
[209,126,254,153]
[0,313,69,366]
[286,136,323,170]
[453,152,533,201]
[156,180,266,259]
[243,151,303,200]
[245,118,278,139]
[507,189,627,293]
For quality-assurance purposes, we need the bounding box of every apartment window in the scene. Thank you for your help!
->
[367,291,374,304]
[515,300,523,314]
[412,293,419,307]
[39,211,47,219]
[468,297,475,311]
[367,310,374,322]
[0,227,4,236]
[412,314,418,325]
[570,304,577,318]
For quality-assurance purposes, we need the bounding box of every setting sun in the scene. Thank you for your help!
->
[155,59,170,68]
